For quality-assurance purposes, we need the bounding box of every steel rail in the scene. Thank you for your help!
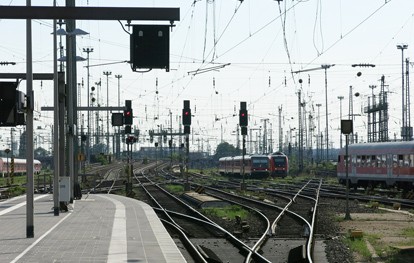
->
[159,218,208,263]
[160,208,271,263]
[306,179,322,263]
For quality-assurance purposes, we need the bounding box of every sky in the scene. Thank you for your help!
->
[1,0,414,155]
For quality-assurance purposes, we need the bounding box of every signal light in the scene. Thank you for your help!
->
[124,109,133,125]
[239,101,248,127]
[124,100,133,125]
[182,100,191,130]
[239,109,248,127]
[182,109,191,126]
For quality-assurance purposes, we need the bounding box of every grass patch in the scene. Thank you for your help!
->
[401,227,414,238]
[164,184,185,194]
[344,237,371,260]
[7,186,26,196]
[334,215,346,222]
[0,175,26,186]
[203,205,249,219]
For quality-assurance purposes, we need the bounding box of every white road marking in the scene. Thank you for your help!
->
[0,194,47,216]
[100,194,128,263]
[10,209,71,263]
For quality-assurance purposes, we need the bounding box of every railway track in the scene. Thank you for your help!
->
[196,179,322,263]
[134,171,270,263]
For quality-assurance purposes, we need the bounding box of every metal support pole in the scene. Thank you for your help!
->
[170,110,173,166]
[186,134,189,177]
[241,135,246,190]
[323,67,329,161]
[115,74,122,159]
[103,71,111,154]
[338,96,344,148]
[345,134,351,220]
[83,47,93,162]
[53,11,60,215]
[26,0,34,238]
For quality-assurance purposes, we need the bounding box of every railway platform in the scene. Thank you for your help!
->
[0,193,187,263]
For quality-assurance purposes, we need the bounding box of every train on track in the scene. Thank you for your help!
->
[0,157,42,177]
[218,152,288,178]
[269,152,289,177]
[337,141,414,190]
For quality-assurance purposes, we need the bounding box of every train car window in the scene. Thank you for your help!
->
[404,155,410,167]
[393,155,398,167]
[397,154,403,167]
[371,156,376,167]
[356,155,361,167]
[382,155,387,167]
[410,154,414,167]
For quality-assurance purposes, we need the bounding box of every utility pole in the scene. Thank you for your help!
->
[298,90,303,171]
[95,80,101,145]
[236,124,240,150]
[115,74,122,159]
[322,64,333,161]
[262,119,269,154]
[278,106,282,152]
[83,47,93,162]
[103,71,111,154]
[337,96,344,148]
[316,103,322,163]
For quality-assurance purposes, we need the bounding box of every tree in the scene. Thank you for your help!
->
[34,147,49,158]
[19,130,27,158]
[213,141,241,161]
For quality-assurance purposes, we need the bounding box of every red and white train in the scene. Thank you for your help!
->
[269,152,289,178]
[0,157,42,177]
[219,153,289,178]
[337,141,414,190]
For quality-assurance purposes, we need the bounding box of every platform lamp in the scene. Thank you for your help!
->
[341,119,353,220]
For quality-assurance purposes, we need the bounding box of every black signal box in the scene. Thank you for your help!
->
[130,25,170,72]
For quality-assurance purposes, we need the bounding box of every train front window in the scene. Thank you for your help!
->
[272,157,286,167]
[252,158,268,168]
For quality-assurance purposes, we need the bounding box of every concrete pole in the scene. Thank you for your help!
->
[26,0,34,238]
[66,2,75,202]
[53,6,60,216]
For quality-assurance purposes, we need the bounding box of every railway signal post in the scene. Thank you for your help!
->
[341,120,353,220]
[240,102,248,190]
[183,100,191,191]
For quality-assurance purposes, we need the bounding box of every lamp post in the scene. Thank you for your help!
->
[316,103,322,162]
[115,74,122,159]
[4,148,10,186]
[83,47,93,162]
[397,44,408,141]
[103,71,112,154]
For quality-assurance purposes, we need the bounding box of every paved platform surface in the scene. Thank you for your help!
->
[0,193,187,263]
